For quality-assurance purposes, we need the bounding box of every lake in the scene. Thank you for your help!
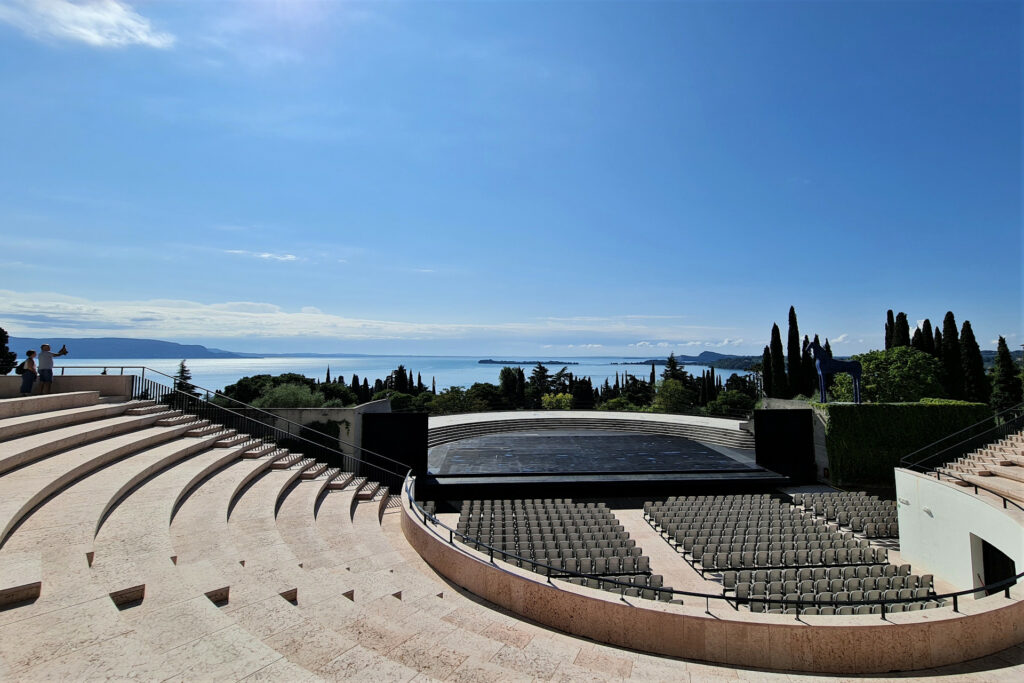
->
[53,356,751,393]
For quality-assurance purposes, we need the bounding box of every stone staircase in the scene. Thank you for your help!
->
[934,428,1024,505]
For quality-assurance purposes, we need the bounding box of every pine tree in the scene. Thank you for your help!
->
[662,353,685,381]
[941,312,964,399]
[0,326,16,375]
[990,336,1023,412]
[920,319,935,356]
[885,310,895,350]
[786,306,802,396]
[769,323,788,398]
[893,312,911,347]
[173,360,200,398]
[761,346,773,398]
[960,321,989,404]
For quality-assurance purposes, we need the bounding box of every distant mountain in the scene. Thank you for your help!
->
[8,337,254,359]
[614,350,760,370]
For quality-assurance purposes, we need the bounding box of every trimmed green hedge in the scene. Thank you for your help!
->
[812,401,992,487]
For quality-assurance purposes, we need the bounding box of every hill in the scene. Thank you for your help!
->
[8,337,253,359]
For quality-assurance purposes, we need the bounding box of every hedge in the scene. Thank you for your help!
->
[812,401,992,487]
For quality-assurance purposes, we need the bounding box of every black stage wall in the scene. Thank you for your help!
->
[361,413,428,477]
[754,409,816,483]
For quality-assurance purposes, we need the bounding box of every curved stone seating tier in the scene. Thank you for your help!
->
[3,393,1023,678]
[429,410,755,449]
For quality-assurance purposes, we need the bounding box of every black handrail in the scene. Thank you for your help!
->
[900,402,1024,471]
[60,365,409,471]
[403,474,1022,620]
[58,365,409,494]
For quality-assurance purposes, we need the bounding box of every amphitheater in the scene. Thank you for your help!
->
[0,371,1022,680]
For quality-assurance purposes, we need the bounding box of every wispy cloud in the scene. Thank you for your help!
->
[0,0,175,48]
[831,333,850,344]
[0,290,752,348]
[224,249,300,262]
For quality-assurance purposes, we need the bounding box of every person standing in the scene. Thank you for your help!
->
[37,343,68,395]
[19,350,37,396]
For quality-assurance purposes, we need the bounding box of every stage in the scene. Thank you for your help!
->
[418,429,788,501]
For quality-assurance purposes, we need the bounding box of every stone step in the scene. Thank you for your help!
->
[355,480,380,500]
[185,424,231,438]
[214,433,252,448]
[270,451,301,469]
[0,401,137,442]
[326,471,355,489]
[300,462,328,479]
[0,391,100,419]
[125,403,166,416]
[963,473,1024,505]
[241,442,277,458]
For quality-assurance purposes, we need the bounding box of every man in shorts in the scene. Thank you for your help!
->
[37,343,68,394]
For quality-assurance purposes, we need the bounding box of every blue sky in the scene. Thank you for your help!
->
[0,0,1020,356]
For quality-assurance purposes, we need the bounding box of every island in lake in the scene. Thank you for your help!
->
[478,359,579,365]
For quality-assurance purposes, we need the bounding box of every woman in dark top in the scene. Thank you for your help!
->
[20,350,37,396]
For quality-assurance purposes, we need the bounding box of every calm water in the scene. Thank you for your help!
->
[55,356,750,393]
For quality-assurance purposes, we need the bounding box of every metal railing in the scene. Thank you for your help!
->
[404,474,1022,620]
[59,365,410,495]
[900,402,1024,472]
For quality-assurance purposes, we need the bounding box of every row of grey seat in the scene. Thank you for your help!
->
[457,498,664,600]
[793,492,900,539]
[733,572,933,598]
[694,545,888,571]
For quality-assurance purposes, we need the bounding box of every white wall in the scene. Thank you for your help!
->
[895,468,1024,592]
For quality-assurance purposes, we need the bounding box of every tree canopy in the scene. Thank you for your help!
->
[830,347,945,403]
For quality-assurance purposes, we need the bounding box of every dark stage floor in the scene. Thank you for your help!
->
[428,429,759,475]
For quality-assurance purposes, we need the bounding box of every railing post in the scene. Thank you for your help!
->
[953,595,959,613]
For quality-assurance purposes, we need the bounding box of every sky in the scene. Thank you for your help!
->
[0,0,1020,356]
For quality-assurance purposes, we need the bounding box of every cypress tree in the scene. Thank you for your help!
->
[941,312,964,399]
[786,306,802,396]
[885,310,895,350]
[960,321,989,404]
[650,363,656,387]
[769,323,788,398]
[761,346,773,398]
[350,374,360,397]
[934,329,943,359]
[991,336,1024,411]
[801,335,815,397]
[911,328,923,351]
[921,319,935,356]
[823,339,835,394]
[325,366,331,384]
[893,312,911,347]
[361,378,370,401]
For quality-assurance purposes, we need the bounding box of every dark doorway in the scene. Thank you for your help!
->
[361,412,428,477]
[980,539,1016,596]
[753,409,815,483]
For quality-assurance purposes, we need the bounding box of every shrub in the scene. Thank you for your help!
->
[815,400,992,487]
[830,347,945,403]
[598,397,645,412]
[251,383,325,408]
[541,393,573,410]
